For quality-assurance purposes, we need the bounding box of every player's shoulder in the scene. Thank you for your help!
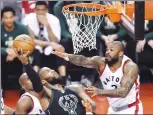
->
[125,61,138,68]
[91,56,106,70]
[17,94,33,107]
[123,55,137,66]
[123,59,138,72]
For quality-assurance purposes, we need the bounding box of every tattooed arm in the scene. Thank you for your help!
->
[52,51,105,70]
[68,54,105,69]
[87,61,138,98]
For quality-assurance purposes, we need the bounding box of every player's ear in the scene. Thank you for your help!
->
[119,51,124,57]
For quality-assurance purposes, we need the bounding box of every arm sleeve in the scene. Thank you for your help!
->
[24,64,43,92]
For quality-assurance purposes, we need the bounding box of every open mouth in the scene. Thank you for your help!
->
[105,55,111,60]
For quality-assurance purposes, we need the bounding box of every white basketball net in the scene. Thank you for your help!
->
[63,4,104,54]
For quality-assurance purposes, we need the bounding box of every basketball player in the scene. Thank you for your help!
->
[39,67,96,114]
[15,49,96,115]
[15,73,44,114]
[1,91,15,114]
[52,41,143,114]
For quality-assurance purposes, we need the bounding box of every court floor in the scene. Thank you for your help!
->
[4,83,153,114]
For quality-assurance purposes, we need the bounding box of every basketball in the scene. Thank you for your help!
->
[13,34,35,56]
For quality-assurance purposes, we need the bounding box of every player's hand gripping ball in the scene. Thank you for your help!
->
[13,34,35,56]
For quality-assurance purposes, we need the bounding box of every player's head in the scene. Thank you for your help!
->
[19,73,33,91]
[105,41,124,65]
[1,6,15,28]
[35,1,48,15]
[39,67,62,85]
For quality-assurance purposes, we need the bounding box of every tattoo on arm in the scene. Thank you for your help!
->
[68,55,103,69]
[100,61,138,98]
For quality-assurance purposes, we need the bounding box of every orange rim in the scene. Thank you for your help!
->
[62,3,135,22]
[62,3,107,16]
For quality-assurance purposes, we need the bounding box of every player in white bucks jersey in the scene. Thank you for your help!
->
[15,73,44,114]
[53,41,143,114]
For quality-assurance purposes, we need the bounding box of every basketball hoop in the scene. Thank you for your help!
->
[62,3,130,54]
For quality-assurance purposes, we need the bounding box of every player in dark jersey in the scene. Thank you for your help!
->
[15,48,96,115]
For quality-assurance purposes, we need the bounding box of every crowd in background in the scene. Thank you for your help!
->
[1,1,153,92]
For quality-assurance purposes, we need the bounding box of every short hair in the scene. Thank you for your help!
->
[19,73,28,85]
[111,41,125,51]
[35,1,48,8]
[1,6,15,18]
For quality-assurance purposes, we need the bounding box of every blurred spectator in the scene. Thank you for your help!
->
[1,1,22,21]
[53,1,100,85]
[53,1,73,40]
[1,6,29,90]
[21,1,66,82]
[137,20,153,68]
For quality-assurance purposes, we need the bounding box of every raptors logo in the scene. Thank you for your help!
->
[58,94,78,114]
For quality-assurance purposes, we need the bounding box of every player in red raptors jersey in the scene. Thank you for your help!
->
[52,41,143,114]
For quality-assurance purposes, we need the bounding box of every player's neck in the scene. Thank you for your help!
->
[27,90,38,96]
[109,59,122,71]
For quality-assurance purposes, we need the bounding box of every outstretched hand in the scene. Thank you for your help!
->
[52,51,69,61]
[85,86,102,97]
[13,47,29,65]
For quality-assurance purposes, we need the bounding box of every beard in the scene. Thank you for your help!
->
[48,77,62,85]
[105,56,118,66]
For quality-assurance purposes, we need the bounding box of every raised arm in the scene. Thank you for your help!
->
[24,64,44,96]
[15,48,44,97]
[87,61,138,98]
[52,51,105,70]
